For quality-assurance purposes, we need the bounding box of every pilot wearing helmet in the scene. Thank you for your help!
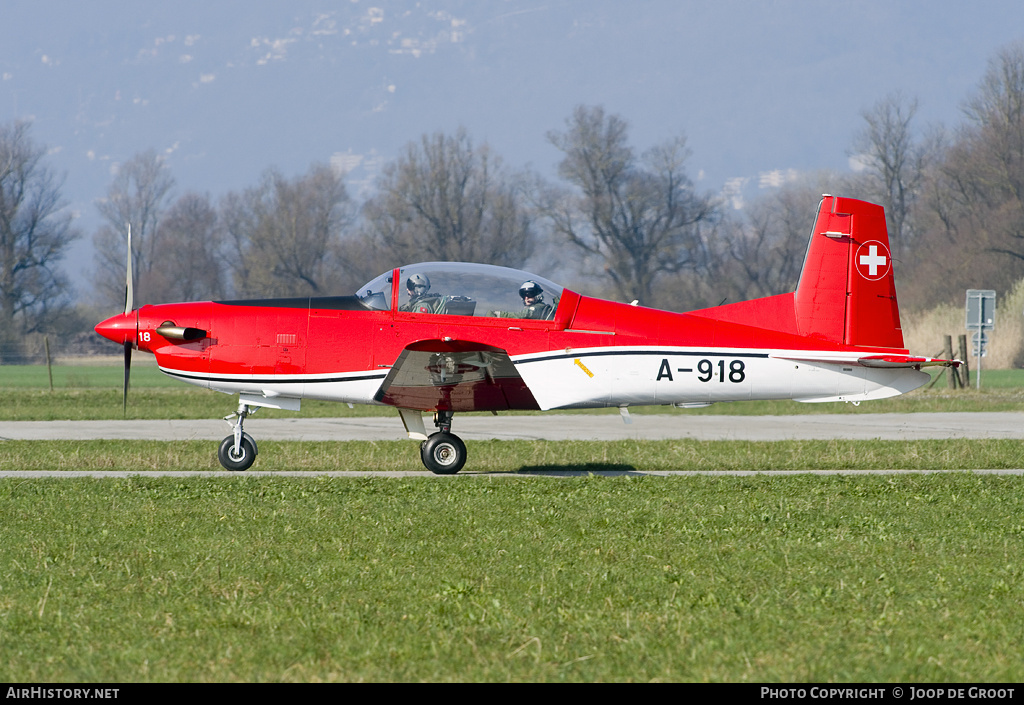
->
[512,281,555,320]
[399,273,442,313]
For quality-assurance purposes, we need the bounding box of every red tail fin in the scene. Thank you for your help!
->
[794,195,904,349]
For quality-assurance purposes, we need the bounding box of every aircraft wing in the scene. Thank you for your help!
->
[374,339,540,412]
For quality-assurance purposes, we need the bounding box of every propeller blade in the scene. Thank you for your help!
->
[124,223,134,315]
[123,340,131,415]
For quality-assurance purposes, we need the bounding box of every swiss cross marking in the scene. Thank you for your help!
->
[860,246,886,275]
[855,241,891,281]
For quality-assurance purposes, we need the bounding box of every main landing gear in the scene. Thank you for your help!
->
[213,402,468,474]
[420,410,467,475]
[218,401,259,471]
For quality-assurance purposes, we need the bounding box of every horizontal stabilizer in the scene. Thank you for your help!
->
[857,355,961,369]
[772,352,960,369]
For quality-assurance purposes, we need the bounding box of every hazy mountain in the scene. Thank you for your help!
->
[3,0,1023,294]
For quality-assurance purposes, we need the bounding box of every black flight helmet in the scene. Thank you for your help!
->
[519,281,543,300]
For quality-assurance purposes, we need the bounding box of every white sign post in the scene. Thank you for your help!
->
[965,289,996,390]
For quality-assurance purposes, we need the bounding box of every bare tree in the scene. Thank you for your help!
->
[92,150,175,306]
[224,163,352,298]
[146,192,224,303]
[544,105,717,308]
[961,42,1024,262]
[850,92,931,257]
[723,182,822,300]
[0,120,79,362]
[359,128,536,271]
[907,42,1024,306]
[695,172,863,308]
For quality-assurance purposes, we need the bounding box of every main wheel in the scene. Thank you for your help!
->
[420,432,467,474]
[218,435,257,471]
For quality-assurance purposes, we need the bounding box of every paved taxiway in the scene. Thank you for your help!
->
[3,412,1024,442]
[4,413,1022,476]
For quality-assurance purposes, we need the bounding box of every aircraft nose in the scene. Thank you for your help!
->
[95,312,137,346]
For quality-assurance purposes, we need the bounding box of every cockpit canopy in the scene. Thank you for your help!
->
[356,262,564,320]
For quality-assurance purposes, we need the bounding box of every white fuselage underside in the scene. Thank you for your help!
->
[160,346,930,411]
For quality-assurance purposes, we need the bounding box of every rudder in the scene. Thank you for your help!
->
[794,195,904,349]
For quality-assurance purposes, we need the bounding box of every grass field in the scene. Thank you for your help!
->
[2,437,1024,473]
[1,474,1021,682]
[1,364,1022,682]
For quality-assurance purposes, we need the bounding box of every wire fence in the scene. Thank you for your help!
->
[0,334,122,365]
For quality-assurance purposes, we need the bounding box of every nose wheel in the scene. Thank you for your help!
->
[218,401,259,471]
[218,435,257,471]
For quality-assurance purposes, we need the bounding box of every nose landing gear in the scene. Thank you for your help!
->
[218,401,259,471]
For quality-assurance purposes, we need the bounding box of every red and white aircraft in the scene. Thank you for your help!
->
[95,195,956,473]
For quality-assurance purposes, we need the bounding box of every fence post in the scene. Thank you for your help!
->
[958,334,970,388]
[44,336,54,392]
[943,335,957,389]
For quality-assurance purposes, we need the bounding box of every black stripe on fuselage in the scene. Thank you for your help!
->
[163,350,771,385]
[213,295,372,311]
[514,349,772,365]
[161,369,388,385]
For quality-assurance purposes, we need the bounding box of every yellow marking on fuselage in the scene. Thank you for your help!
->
[574,358,595,378]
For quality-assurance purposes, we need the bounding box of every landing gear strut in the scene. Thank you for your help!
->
[218,401,259,471]
[420,410,467,474]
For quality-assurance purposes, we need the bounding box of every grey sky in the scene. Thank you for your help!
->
[3,0,1023,294]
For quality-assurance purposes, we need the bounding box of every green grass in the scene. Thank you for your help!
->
[0,474,1022,682]
[2,438,1024,473]
[0,363,173,388]
[3,361,1023,682]
[961,368,1024,388]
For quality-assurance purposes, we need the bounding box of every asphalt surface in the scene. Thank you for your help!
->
[4,412,1022,477]
[3,412,1024,442]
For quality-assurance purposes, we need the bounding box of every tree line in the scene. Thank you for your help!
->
[3,42,1024,362]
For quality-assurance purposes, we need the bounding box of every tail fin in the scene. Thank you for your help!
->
[794,195,904,349]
